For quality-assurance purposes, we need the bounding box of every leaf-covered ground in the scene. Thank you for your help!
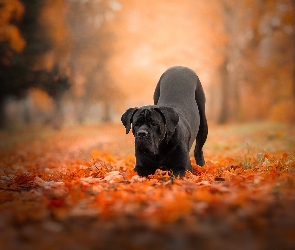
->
[0,122,294,250]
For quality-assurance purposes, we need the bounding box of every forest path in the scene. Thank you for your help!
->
[0,122,294,250]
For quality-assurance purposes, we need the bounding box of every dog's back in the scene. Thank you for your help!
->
[154,66,198,105]
[154,66,208,166]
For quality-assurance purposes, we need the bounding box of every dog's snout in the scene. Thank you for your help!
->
[137,130,148,137]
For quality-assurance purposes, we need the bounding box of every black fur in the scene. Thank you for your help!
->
[121,66,208,177]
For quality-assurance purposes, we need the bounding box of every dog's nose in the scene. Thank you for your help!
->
[137,130,148,137]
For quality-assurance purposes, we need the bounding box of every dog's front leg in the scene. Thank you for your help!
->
[162,145,191,178]
[171,155,191,178]
[134,155,159,177]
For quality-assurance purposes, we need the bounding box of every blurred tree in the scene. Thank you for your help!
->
[0,0,71,128]
[67,0,123,123]
[0,0,26,127]
[24,64,70,127]
[240,0,294,121]
[34,0,71,128]
[216,0,294,123]
[291,0,295,99]
[293,0,295,98]
[0,0,25,64]
[217,0,239,124]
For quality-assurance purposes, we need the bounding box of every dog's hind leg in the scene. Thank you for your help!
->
[194,109,208,166]
[194,77,208,166]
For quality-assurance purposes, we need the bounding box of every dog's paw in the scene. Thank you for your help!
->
[134,165,154,177]
[196,157,205,167]
[173,170,186,178]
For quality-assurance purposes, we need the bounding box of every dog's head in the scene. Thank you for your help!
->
[121,106,179,155]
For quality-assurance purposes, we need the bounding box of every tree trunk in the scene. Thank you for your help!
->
[217,1,241,124]
[23,97,32,124]
[0,96,6,129]
[76,97,87,124]
[52,96,63,129]
[217,62,229,124]
[101,101,112,122]
[293,0,295,98]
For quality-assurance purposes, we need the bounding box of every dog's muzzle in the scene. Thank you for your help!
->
[135,129,155,154]
[136,129,149,138]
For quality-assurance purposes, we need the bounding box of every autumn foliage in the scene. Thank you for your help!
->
[0,123,294,249]
[1,0,295,129]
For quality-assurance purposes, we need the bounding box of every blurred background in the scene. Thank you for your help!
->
[0,0,294,130]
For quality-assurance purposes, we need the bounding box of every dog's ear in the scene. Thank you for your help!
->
[156,106,179,141]
[121,108,138,134]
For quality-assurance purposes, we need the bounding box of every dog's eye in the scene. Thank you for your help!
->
[134,122,140,127]
[150,121,157,127]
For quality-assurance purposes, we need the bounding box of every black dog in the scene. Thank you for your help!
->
[121,66,208,177]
